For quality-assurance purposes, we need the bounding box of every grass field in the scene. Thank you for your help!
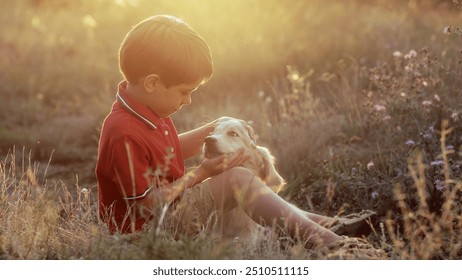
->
[1,0,462,259]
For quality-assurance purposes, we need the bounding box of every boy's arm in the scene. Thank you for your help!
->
[135,148,246,211]
[178,120,216,159]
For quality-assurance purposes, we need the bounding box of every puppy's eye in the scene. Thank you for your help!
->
[228,131,239,137]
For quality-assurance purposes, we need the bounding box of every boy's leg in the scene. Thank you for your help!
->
[295,208,377,237]
[206,167,343,248]
[282,193,377,237]
[299,211,337,227]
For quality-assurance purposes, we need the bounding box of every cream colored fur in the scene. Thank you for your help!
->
[203,117,285,242]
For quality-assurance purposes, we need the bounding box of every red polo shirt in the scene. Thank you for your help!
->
[96,81,185,233]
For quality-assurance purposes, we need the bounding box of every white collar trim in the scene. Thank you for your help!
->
[116,92,157,130]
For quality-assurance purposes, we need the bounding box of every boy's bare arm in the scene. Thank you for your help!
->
[135,148,246,211]
[178,120,217,159]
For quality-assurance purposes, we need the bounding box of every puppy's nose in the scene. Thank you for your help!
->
[204,136,217,145]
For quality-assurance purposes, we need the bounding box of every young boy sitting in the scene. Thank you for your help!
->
[96,15,376,251]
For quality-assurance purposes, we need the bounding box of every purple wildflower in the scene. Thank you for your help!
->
[434,180,446,192]
[422,127,434,140]
[430,160,444,166]
[371,191,379,199]
[351,167,358,176]
[405,139,415,146]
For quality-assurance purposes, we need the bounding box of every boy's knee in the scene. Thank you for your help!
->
[224,167,260,185]
[225,166,254,178]
[209,166,253,185]
[211,167,263,193]
[208,167,265,210]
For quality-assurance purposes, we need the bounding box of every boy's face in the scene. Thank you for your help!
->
[147,78,202,118]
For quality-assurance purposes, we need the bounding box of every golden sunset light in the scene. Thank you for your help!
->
[1,0,462,266]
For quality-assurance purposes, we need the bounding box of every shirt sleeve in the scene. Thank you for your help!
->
[108,135,155,200]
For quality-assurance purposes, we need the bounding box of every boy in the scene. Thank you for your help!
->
[96,15,375,250]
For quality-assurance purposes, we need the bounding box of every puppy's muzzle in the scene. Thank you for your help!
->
[204,136,222,158]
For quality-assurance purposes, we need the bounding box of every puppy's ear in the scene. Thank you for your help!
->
[256,146,285,193]
[243,121,257,146]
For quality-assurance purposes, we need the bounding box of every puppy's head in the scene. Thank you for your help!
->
[203,117,285,193]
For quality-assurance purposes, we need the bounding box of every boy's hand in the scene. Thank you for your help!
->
[198,148,247,179]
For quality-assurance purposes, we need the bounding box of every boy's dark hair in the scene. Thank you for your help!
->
[119,15,213,87]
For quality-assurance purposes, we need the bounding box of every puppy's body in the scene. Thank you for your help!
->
[204,117,285,192]
[203,117,285,242]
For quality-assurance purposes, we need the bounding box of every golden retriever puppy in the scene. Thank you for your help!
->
[203,117,285,242]
[204,117,285,192]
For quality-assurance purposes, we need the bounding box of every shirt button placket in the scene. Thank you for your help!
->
[163,128,174,153]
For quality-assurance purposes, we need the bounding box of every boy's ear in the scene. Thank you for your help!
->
[143,74,161,93]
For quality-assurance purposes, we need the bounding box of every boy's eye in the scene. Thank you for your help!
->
[228,131,239,137]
